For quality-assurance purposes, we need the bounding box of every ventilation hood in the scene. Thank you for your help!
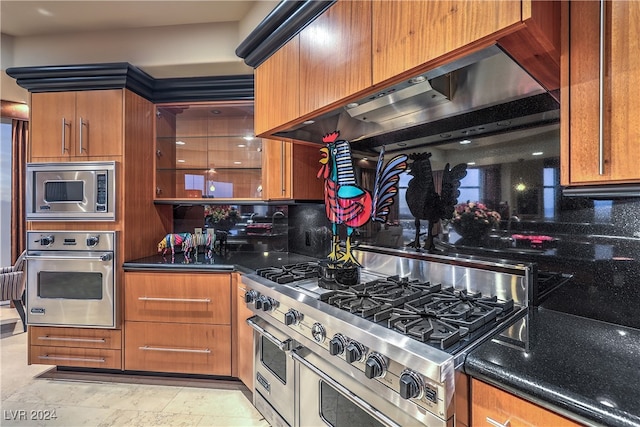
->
[273,45,560,154]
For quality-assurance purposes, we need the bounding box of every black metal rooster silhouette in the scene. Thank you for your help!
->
[406,152,467,251]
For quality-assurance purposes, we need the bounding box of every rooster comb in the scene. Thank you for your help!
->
[322,131,340,144]
[408,152,432,161]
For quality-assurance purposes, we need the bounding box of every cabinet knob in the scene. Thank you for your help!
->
[156,187,162,195]
[156,149,162,157]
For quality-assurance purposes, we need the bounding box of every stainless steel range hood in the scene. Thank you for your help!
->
[274,45,560,154]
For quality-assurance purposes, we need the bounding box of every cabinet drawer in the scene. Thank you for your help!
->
[29,326,121,349]
[124,321,231,376]
[472,379,581,427]
[125,272,231,324]
[30,345,121,369]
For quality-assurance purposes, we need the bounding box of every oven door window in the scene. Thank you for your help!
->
[320,381,384,427]
[38,271,103,299]
[260,336,287,383]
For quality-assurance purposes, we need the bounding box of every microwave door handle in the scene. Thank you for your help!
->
[26,254,113,262]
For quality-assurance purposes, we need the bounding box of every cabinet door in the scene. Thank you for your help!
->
[255,36,300,137]
[564,1,640,184]
[262,139,292,200]
[237,281,254,389]
[125,272,231,325]
[471,379,581,427]
[75,90,123,157]
[30,92,76,159]
[299,0,372,117]
[291,142,324,200]
[372,1,521,85]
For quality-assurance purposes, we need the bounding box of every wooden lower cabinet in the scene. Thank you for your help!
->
[471,379,581,427]
[236,279,254,389]
[124,321,231,375]
[29,326,122,369]
[123,271,232,376]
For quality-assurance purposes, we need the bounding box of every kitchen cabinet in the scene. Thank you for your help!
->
[262,139,323,201]
[561,1,640,185]
[123,271,232,375]
[298,0,372,120]
[254,36,300,137]
[29,326,122,369]
[471,379,581,427]
[155,102,262,200]
[30,89,124,160]
[236,276,254,390]
[372,1,521,85]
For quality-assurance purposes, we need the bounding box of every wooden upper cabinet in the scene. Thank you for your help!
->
[471,379,581,427]
[299,0,372,118]
[372,0,521,85]
[562,1,640,185]
[254,36,300,137]
[262,139,323,201]
[30,89,124,160]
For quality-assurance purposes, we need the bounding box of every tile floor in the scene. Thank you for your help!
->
[0,304,270,427]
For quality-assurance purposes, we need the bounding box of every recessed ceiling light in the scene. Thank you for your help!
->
[211,110,221,115]
[346,102,359,109]
[397,142,407,147]
[532,151,544,156]
[37,8,53,16]
[175,140,186,145]
[467,162,476,166]
[243,136,254,141]
[177,159,185,163]
[496,121,511,127]
[362,157,369,161]
[440,133,452,138]
[459,139,472,145]
[303,120,315,125]
[234,161,242,165]
[237,144,246,148]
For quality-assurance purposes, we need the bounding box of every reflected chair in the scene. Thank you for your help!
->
[0,251,27,332]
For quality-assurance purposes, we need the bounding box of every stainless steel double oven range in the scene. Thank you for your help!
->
[243,247,532,427]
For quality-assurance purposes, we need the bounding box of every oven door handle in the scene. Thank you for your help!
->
[26,254,113,262]
[246,317,291,352]
[291,350,402,427]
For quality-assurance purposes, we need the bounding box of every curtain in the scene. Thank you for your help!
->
[11,120,28,264]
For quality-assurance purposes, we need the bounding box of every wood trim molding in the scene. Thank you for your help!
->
[1,100,29,120]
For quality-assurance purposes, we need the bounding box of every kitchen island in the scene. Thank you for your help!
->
[466,307,640,427]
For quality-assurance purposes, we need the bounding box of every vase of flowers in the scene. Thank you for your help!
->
[451,201,501,245]
[204,205,239,231]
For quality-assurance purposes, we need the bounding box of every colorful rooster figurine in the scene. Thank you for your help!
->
[318,131,408,266]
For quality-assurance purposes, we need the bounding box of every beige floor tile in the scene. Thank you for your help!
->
[162,388,262,418]
[96,409,204,427]
[77,382,182,412]
[197,415,271,427]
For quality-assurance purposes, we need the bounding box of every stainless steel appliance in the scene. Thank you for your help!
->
[26,231,116,328]
[243,247,532,427]
[26,161,116,221]
[247,317,296,427]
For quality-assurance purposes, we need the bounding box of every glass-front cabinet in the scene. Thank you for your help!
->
[155,101,262,200]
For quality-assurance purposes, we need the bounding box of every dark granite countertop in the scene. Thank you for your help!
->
[123,251,319,274]
[465,307,640,427]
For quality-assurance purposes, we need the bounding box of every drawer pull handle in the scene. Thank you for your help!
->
[38,355,106,363]
[138,297,211,303]
[486,417,511,427]
[138,345,211,354]
[38,336,107,343]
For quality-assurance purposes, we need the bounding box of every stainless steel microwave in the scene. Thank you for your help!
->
[26,161,116,221]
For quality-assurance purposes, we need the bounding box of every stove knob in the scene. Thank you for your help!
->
[364,353,387,379]
[39,235,54,246]
[254,295,263,310]
[284,309,302,326]
[311,323,326,343]
[86,236,100,247]
[260,296,275,311]
[345,341,366,364]
[328,334,347,356]
[399,370,424,400]
[244,290,259,304]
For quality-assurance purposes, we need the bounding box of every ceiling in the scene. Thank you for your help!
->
[0,1,258,37]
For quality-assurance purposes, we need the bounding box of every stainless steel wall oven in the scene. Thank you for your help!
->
[26,231,117,328]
